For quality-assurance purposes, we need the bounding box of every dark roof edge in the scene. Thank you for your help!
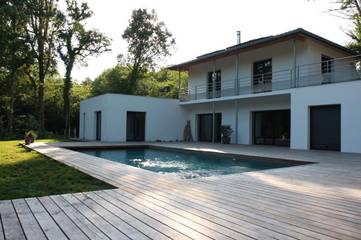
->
[168,28,356,71]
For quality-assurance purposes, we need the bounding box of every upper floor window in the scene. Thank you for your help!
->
[321,55,334,74]
[253,59,272,84]
[207,70,221,98]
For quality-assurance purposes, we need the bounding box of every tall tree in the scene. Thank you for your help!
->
[25,0,61,134]
[0,0,32,135]
[57,0,110,138]
[331,0,361,52]
[122,9,175,91]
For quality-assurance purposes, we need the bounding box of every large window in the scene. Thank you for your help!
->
[253,110,290,146]
[198,113,222,142]
[207,70,221,98]
[321,55,334,74]
[253,59,272,84]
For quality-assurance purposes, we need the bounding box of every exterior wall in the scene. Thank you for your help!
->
[236,95,290,144]
[290,81,361,153]
[188,40,302,96]
[80,94,186,142]
[187,39,352,98]
[183,95,290,144]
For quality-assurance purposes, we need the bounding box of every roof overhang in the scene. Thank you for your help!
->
[168,28,356,71]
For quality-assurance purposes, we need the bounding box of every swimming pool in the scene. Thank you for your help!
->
[76,147,306,179]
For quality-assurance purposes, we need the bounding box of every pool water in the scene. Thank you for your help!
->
[77,147,303,179]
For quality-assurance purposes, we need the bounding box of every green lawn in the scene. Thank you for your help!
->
[0,139,113,200]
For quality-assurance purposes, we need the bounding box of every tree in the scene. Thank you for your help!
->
[331,0,361,52]
[57,0,110,138]
[25,0,61,134]
[122,9,175,91]
[0,0,32,135]
[91,65,131,96]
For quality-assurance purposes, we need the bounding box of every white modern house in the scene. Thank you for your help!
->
[80,28,361,154]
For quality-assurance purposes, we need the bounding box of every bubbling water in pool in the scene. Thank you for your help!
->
[78,147,303,179]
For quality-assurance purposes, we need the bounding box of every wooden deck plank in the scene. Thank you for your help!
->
[38,196,89,240]
[12,199,47,240]
[109,180,336,240]
[88,158,361,226]
[25,197,68,240]
[65,154,361,239]
[50,195,110,240]
[104,190,241,240]
[64,153,358,237]
[73,192,150,240]
[64,146,360,212]
[101,190,212,240]
[0,200,26,240]
[94,191,192,240]
[21,142,361,240]
[108,188,291,240]
[196,177,361,212]
[109,174,348,240]
[60,194,130,240]
[114,171,361,240]
[82,191,171,240]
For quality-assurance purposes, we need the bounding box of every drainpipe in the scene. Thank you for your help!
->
[293,39,297,88]
[212,60,216,143]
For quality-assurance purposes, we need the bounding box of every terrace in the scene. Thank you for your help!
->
[179,55,361,102]
[1,141,360,240]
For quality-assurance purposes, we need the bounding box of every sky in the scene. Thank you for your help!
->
[63,0,352,82]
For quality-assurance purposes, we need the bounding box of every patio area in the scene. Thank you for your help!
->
[1,142,361,240]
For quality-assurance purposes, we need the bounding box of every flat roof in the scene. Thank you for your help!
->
[168,28,356,71]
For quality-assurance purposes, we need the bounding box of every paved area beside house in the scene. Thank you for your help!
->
[1,142,361,240]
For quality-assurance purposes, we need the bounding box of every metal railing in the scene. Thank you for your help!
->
[179,55,361,102]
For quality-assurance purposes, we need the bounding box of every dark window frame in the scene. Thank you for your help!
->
[95,111,101,141]
[197,113,222,142]
[126,111,146,141]
[321,54,334,74]
[207,70,221,98]
[253,58,272,85]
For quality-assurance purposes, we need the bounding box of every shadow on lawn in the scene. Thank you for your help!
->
[0,144,114,200]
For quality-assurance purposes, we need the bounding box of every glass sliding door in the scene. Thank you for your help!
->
[253,110,290,146]
[253,59,272,92]
[207,70,221,98]
[198,113,221,142]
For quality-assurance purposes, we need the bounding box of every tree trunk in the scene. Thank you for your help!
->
[7,72,17,135]
[38,68,45,135]
[37,36,46,135]
[63,62,74,139]
[129,62,140,93]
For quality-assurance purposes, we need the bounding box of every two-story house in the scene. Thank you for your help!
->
[79,28,361,153]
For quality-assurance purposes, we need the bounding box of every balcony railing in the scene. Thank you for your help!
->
[179,55,361,102]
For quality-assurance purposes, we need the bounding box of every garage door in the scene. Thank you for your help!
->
[310,105,340,151]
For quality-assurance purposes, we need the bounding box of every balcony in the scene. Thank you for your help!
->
[179,55,361,102]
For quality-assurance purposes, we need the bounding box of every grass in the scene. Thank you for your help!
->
[0,139,114,200]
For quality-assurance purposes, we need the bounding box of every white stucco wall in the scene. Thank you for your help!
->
[187,39,352,98]
[182,94,290,144]
[80,94,187,142]
[290,81,361,153]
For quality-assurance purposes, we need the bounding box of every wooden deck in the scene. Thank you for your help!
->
[1,142,361,240]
